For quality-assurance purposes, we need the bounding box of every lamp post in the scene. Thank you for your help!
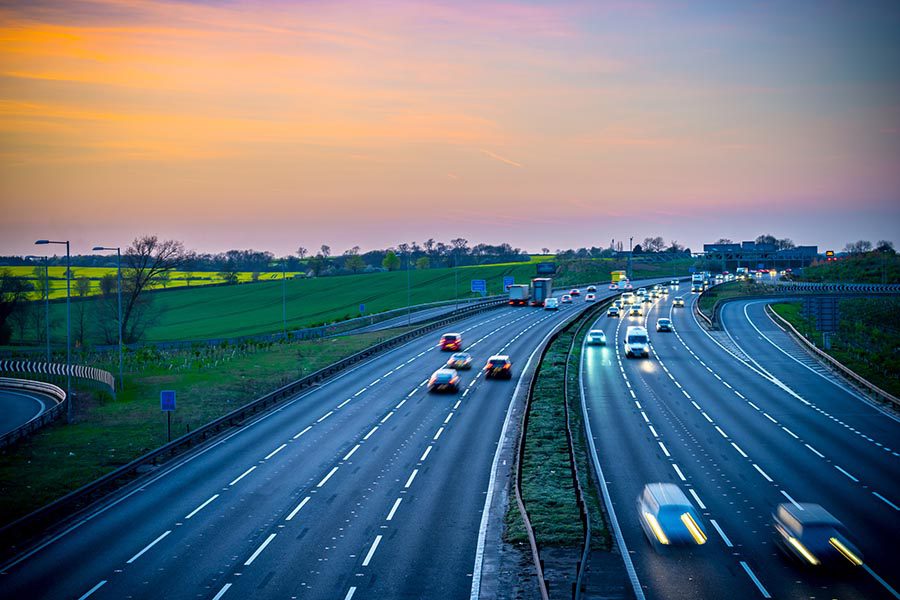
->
[406,248,411,326]
[25,255,51,362]
[281,260,287,335]
[628,236,633,280]
[92,246,123,393]
[35,239,71,421]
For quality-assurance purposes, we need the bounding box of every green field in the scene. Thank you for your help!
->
[4,266,303,300]
[11,258,691,346]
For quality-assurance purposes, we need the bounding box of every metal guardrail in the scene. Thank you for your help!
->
[775,282,900,294]
[0,360,115,393]
[0,378,67,449]
[0,297,507,558]
[514,297,613,600]
[765,305,899,409]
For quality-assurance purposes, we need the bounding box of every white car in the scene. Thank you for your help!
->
[584,293,596,302]
[624,326,650,358]
[544,297,560,310]
[586,330,607,345]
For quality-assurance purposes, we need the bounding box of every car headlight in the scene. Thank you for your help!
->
[829,537,863,566]
[643,512,670,545]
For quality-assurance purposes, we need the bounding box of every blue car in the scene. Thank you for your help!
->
[638,483,708,548]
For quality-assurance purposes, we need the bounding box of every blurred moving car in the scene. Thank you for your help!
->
[629,305,643,317]
[673,296,685,308]
[586,330,607,345]
[623,281,634,290]
[656,318,673,332]
[773,503,863,568]
[609,283,619,290]
[561,294,573,304]
[669,279,680,287]
[570,288,581,297]
[661,287,669,295]
[607,306,620,317]
[624,325,650,357]
[446,352,472,370]
[439,332,463,351]
[587,285,597,293]
[484,355,513,379]
[642,296,653,305]
[585,293,596,302]
[544,297,560,310]
[638,483,707,548]
[428,368,460,393]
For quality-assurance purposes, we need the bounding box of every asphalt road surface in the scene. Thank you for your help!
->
[0,387,49,436]
[581,284,899,600]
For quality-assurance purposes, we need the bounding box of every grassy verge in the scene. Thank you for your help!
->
[796,253,900,284]
[504,306,609,550]
[697,280,775,319]
[0,327,415,527]
[771,299,900,397]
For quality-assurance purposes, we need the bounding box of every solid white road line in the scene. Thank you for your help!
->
[781,426,799,439]
[293,425,312,439]
[780,490,802,510]
[77,580,107,600]
[317,466,339,487]
[404,469,418,488]
[229,466,256,486]
[380,411,394,423]
[126,530,171,564]
[265,444,287,460]
[386,498,402,521]
[740,561,771,598]
[688,488,706,510]
[363,426,378,440]
[185,494,219,520]
[419,446,432,462]
[433,427,444,440]
[714,425,728,438]
[343,444,360,461]
[864,565,900,599]
[710,519,733,547]
[317,411,333,422]
[658,441,670,457]
[361,535,382,567]
[343,587,357,600]
[835,465,859,482]
[753,464,773,482]
[873,492,899,511]
[211,583,232,600]
[285,496,310,521]
[444,412,453,424]
[244,533,276,566]
[804,443,825,458]
[672,464,686,481]
[731,442,748,458]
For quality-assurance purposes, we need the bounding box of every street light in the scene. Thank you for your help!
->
[628,236,634,280]
[35,239,72,422]
[281,260,287,335]
[406,248,411,326]
[93,245,123,393]
[25,255,50,362]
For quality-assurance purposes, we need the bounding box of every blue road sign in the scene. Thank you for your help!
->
[689,267,697,273]
[161,390,176,412]
[359,304,365,314]
[503,276,515,290]
[471,279,487,293]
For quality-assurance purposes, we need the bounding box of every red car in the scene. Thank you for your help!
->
[570,289,581,296]
[439,332,462,351]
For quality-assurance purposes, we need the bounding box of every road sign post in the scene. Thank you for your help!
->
[470,279,487,297]
[161,390,176,443]
[503,276,515,291]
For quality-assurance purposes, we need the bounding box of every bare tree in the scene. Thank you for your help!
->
[118,235,187,343]
[844,240,872,254]
[296,246,308,260]
[320,245,331,258]
[714,238,733,245]
[643,236,665,253]
[876,240,895,254]
[541,247,550,255]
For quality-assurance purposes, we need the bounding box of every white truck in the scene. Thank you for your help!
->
[624,326,650,358]
[508,284,531,306]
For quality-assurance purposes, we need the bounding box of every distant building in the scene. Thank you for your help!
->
[702,241,818,270]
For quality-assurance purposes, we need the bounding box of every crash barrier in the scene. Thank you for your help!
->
[0,378,66,449]
[0,297,507,559]
[0,360,115,394]
[765,305,899,409]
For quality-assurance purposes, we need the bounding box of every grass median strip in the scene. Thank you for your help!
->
[504,307,610,550]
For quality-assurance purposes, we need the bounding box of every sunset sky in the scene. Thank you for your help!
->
[1,0,899,256]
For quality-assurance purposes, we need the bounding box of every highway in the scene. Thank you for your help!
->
[0,387,49,436]
[581,285,900,600]
[0,279,672,600]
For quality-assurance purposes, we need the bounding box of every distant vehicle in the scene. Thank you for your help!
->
[531,278,553,307]
[586,285,597,293]
[484,355,513,379]
[623,280,633,290]
[585,293,596,302]
[736,267,749,280]
[607,306,620,317]
[586,330,607,345]
[636,287,647,296]
[661,287,669,295]
[628,305,643,317]
[669,279,679,286]
[611,270,628,283]
[691,273,704,286]
[508,284,531,306]
[621,292,636,305]
[544,297,560,310]
[609,283,619,290]
[638,483,707,548]
[656,318,673,332]
[561,294,573,304]
[773,503,863,568]
[691,284,703,293]
[673,296,685,308]
[614,299,625,309]
[439,332,463,351]
[446,352,472,370]
[641,296,653,305]
[624,325,649,357]
[570,288,581,297]
[428,368,460,393]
